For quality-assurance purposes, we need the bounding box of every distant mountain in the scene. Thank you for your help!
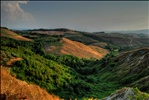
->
[19,28,149,52]
[108,29,149,34]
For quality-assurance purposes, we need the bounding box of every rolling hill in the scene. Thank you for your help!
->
[1,27,149,99]
[45,38,109,59]
[24,28,149,52]
[1,27,32,41]
[81,32,149,50]
[92,47,149,95]
[1,28,108,59]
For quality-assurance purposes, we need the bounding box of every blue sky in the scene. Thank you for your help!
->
[1,1,149,32]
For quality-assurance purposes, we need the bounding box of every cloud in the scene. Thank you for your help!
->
[1,1,35,22]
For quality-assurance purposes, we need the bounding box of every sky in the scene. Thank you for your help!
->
[1,1,149,32]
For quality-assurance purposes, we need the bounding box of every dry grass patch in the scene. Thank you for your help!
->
[1,28,32,41]
[44,38,109,59]
[1,66,60,100]
[60,38,108,59]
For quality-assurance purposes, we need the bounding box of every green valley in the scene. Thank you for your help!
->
[1,27,149,100]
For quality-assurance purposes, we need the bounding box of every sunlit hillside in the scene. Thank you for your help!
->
[1,27,32,41]
[1,66,60,100]
[45,38,109,59]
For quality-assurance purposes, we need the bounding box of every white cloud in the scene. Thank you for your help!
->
[1,1,35,22]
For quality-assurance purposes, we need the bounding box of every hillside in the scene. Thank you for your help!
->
[23,28,149,52]
[1,66,60,100]
[1,27,149,99]
[1,27,32,41]
[9,29,108,59]
[93,47,149,93]
[45,38,109,59]
[116,48,149,92]
[82,32,149,51]
[24,28,100,45]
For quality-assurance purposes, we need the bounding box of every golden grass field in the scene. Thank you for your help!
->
[1,28,32,41]
[1,66,60,100]
[45,38,109,59]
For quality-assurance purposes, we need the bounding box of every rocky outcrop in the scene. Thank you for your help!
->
[103,87,149,100]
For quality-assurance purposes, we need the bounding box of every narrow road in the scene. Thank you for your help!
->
[129,38,133,46]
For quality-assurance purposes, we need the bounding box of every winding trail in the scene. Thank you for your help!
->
[6,57,23,67]
[129,38,133,46]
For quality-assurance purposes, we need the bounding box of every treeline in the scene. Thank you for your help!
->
[2,33,148,99]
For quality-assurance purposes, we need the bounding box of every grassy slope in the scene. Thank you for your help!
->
[45,38,109,59]
[24,28,149,52]
[94,47,149,93]
[1,66,60,100]
[16,29,109,59]
[1,28,149,99]
[1,28,32,41]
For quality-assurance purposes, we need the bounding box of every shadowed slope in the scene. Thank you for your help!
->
[96,47,149,93]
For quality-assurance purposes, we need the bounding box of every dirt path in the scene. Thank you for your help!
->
[6,57,23,67]
[129,38,133,46]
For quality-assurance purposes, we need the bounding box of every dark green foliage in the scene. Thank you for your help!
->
[105,43,120,52]
[32,42,45,55]
[1,37,33,49]
[12,57,71,92]
[45,54,86,68]
[81,32,106,42]
[1,31,149,99]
